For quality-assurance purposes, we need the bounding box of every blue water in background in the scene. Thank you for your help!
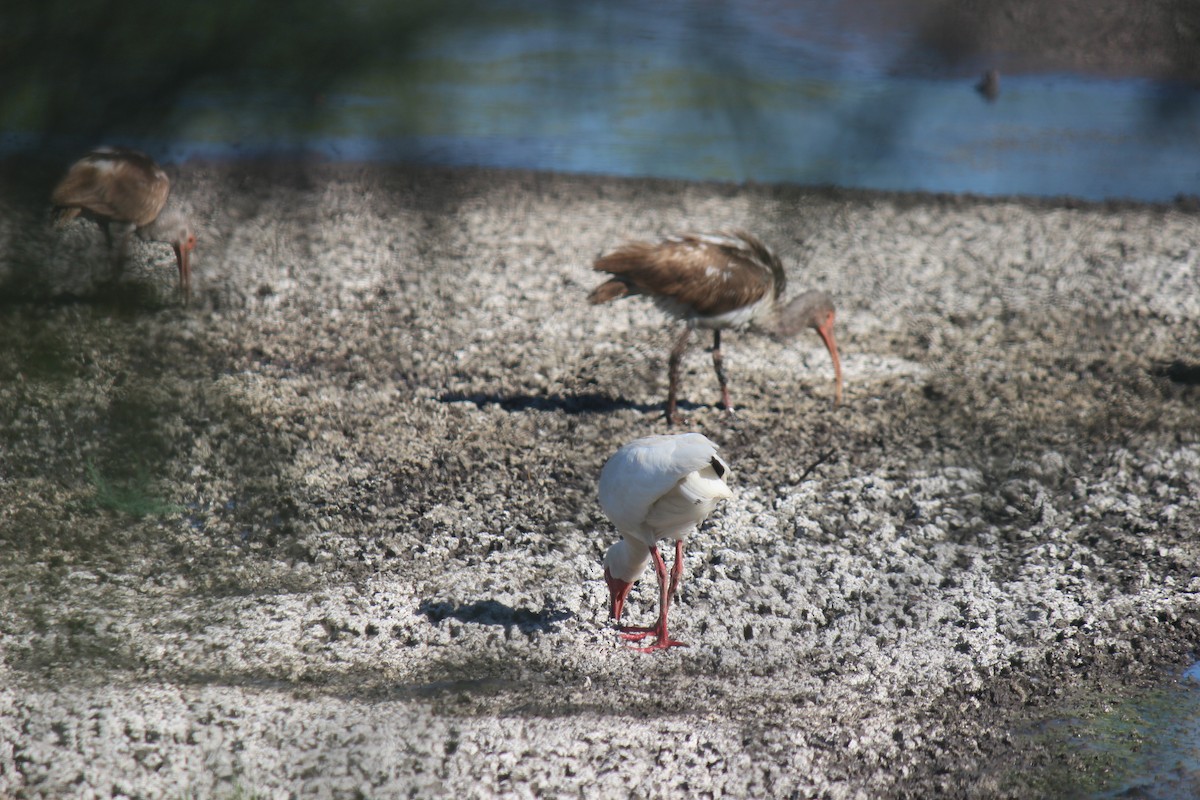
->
[9,0,1199,201]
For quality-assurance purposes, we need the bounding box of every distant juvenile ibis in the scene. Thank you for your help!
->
[588,231,842,424]
[51,147,196,298]
[599,433,733,652]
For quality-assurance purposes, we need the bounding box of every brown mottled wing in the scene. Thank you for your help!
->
[592,232,782,317]
[51,149,170,228]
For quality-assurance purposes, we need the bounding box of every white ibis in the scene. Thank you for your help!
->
[51,147,196,298]
[588,231,842,424]
[599,432,733,652]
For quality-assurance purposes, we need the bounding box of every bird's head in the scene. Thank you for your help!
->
[772,290,843,405]
[604,564,634,622]
[147,210,197,299]
[603,538,648,622]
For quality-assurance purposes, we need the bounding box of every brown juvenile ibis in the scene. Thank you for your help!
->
[588,231,843,424]
[599,432,732,652]
[51,147,196,298]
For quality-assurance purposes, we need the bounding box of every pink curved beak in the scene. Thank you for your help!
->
[605,566,634,622]
[173,239,194,299]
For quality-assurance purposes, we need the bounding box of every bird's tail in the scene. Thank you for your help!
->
[587,278,632,305]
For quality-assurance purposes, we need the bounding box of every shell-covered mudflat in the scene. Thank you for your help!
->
[1,161,1199,798]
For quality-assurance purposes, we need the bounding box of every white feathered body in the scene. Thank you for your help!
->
[600,433,732,582]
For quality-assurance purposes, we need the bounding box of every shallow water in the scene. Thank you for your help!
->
[7,1,1200,201]
[1042,663,1200,799]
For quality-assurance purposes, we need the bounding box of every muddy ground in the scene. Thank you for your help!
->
[1,160,1199,798]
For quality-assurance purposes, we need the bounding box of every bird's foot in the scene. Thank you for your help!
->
[631,637,688,652]
[617,624,687,651]
[617,624,656,640]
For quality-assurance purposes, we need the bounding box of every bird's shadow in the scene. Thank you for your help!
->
[0,275,178,312]
[418,599,573,634]
[438,390,684,416]
[1153,360,1200,386]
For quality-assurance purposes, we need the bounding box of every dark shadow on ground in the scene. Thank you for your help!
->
[438,390,675,416]
[0,281,179,312]
[418,599,572,634]
[1154,360,1200,386]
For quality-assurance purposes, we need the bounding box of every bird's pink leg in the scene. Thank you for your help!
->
[620,543,687,651]
[666,328,692,426]
[619,541,684,634]
[711,330,733,412]
[616,544,660,635]
[668,539,684,600]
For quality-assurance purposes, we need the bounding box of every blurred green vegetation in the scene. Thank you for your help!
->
[0,0,474,139]
[86,459,182,518]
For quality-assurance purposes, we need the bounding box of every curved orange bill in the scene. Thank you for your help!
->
[604,566,634,622]
[173,241,192,299]
[815,315,843,405]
